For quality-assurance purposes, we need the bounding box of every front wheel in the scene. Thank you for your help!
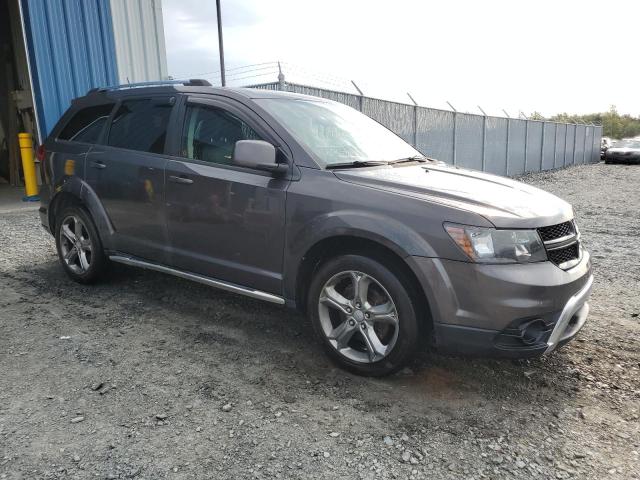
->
[308,254,420,376]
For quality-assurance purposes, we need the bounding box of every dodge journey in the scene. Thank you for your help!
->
[38,80,593,376]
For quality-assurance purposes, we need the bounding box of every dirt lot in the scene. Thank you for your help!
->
[0,163,639,480]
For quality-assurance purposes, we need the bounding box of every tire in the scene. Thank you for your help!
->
[307,254,420,376]
[55,205,108,284]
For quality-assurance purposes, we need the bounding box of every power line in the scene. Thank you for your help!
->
[172,61,279,81]
[199,67,279,82]
[225,65,279,78]
[226,71,280,83]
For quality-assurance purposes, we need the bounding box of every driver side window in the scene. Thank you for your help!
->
[181,104,261,165]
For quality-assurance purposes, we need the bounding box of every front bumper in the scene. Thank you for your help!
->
[410,251,593,358]
[606,154,640,163]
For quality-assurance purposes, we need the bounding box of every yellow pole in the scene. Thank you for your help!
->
[18,132,40,201]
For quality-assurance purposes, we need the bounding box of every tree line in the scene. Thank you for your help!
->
[529,106,640,140]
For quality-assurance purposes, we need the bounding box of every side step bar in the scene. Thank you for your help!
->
[109,255,285,305]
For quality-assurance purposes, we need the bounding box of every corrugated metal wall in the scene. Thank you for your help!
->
[110,0,168,84]
[21,0,119,137]
[21,0,168,138]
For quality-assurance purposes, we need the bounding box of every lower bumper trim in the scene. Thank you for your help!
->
[433,323,548,358]
[545,275,593,353]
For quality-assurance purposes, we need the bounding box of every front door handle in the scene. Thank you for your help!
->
[169,175,194,185]
[90,161,106,169]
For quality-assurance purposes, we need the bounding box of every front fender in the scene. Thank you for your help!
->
[290,209,438,260]
[283,209,440,304]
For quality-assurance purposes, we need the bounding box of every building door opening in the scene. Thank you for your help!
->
[0,0,37,186]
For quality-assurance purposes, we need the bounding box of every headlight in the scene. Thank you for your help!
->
[444,223,547,263]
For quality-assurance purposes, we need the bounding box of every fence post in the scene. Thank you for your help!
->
[478,106,487,172]
[524,120,529,172]
[552,123,557,169]
[540,121,545,172]
[563,124,568,168]
[414,106,418,148]
[407,93,418,149]
[351,81,364,112]
[571,123,578,165]
[453,112,458,165]
[447,102,457,165]
[583,126,588,164]
[505,118,510,176]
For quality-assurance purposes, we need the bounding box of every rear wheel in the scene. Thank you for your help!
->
[308,254,420,376]
[55,205,108,284]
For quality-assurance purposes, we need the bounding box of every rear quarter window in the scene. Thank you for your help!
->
[58,103,115,143]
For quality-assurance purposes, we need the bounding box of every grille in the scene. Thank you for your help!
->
[548,243,579,266]
[537,221,575,242]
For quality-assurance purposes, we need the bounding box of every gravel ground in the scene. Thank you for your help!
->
[0,162,639,480]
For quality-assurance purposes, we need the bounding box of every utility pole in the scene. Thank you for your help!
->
[215,0,226,86]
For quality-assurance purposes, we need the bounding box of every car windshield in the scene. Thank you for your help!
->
[255,98,421,166]
[614,140,640,148]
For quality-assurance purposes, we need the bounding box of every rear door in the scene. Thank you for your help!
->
[85,95,176,262]
[164,96,290,294]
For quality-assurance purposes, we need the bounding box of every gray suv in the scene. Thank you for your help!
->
[38,80,593,376]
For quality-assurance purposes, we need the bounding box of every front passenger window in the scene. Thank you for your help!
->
[181,105,261,165]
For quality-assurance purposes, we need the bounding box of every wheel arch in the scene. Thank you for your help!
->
[293,235,434,335]
[48,178,114,248]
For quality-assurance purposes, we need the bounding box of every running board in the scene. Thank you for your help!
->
[108,255,285,305]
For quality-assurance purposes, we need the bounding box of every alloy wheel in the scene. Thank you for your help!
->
[318,270,399,363]
[59,215,93,274]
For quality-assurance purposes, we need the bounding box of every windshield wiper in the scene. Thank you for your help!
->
[325,160,390,170]
[388,155,427,164]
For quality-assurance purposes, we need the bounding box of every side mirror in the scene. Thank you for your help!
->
[233,140,287,174]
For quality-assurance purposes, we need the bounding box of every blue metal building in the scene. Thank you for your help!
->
[21,0,120,139]
[0,0,167,185]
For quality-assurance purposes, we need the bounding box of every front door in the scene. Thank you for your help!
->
[85,96,175,262]
[164,98,289,295]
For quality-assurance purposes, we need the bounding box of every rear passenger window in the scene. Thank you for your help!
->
[107,98,173,154]
[181,104,261,165]
[58,103,115,143]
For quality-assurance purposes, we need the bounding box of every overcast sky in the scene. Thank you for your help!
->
[162,0,638,117]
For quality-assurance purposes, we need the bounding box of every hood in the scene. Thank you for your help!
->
[334,163,574,228]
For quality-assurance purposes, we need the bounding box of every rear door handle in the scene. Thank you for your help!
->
[90,161,106,169]
[169,175,194,185]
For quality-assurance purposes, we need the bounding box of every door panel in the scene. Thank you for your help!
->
[85,147,168,261]
[165,159,287,294]
[83,96,177,262]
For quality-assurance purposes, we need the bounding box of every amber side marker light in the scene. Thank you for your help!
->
[445,224,476,260]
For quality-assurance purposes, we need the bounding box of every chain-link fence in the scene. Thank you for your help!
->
[249,82,602,176]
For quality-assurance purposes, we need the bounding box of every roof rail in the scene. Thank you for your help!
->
[87,79,212,95]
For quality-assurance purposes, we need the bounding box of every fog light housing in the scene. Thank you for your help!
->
[494,317,555,350]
